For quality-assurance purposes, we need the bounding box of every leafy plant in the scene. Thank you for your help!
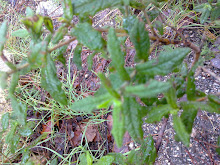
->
[0,0,219,164]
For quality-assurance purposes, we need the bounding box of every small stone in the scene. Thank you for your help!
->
[210,58,220,69]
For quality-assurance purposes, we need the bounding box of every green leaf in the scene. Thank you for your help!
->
[125,80,171,98]
[56,45,67,66]
[210,7,220,21]
[72,0,123,16]
[0,71,8,89]
[153,21,164,35]
[10,95,27,125]
[146,104,172,123]
[173,115,190,147]
[19,125,33,137]
[0,21,7,53]
[200,4,212,24]
[208,94,220,105]
[73,45,82,70]
[29,41,47,68]
[112,100,125,147]
[98,73,120,99]
[11,29,29,38]
[136,48,190,76]
[72,23,104,50]
[44,17,54,33]
[181,105,197,134]
[186,70,196,101]
[130,18,150,61]
[41,55,68,105]
[108,153,126,165]
[107,28,130,81]
[123,15,137,33]
[21,149,30,164]
[164,85,178,109]
[94,155,114,165]
[70,93,112,113]
[63,0,74,21]
[180,101,220,114]
[52,26,68,44]
[216,136,220,155]
[1,112,10,131]
[141,136,157,164]
[26,7,34,17]
[123,97,143,140]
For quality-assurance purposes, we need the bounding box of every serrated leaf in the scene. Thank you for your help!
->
[0,21,7,53]
[98,73,120,99]
[94,155,114,165]
[0,71,8,89]
[130,19,150,61]
[153,21,164,35]
[173,115,190,147]
[136,48,190,76]
[181,105,197,134]
[107,28,130,81]
[180,101,220,114]
[112,100,125,147]
[123,15,137,33]
[29,41,47,68]
[123,97,143,140]
[73,45,82,70]
[41,55,68,105]
[56,45,67,66]
[72,23,104,50]
[52,26,67,44]
[44,17,54,33]
[72,0,123,16]
[10,95,27,125]
[12,29,29,38]
[70,93,112,113]
[165,85,178,109]
[63,0,74,21]
[19,125,33,137]
[141,136,157,164]
[146,104,172,123]
[1,112,10,131]
[21,149,30,164]
[125,80,171,98]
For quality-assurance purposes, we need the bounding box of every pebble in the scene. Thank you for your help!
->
[210,58,220,69]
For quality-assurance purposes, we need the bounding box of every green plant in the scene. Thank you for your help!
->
[0,0,220,164]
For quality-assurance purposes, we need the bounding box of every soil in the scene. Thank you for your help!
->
[0,0,219,164]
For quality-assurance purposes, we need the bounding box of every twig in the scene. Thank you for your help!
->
[201,67,220,82]
[48,37,76,53]
[155,117,168,152]
[185,147,197,165]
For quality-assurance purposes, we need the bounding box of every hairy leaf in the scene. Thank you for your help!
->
[70,94,112,113]
[0,72,8,89]
[72,0,123,16]
[173,115,190,147]
[41,55,68,105]
[94,155,114,165]
[125,80,171,98]
[19,125,33,137]
[180,101,220,114]
[63,0,74,21]
[141,136,157,164]
[186,70,196,101]
[52,26,68,44]
[146,104,172,123]
[1,112,10,131]
[29,41,47,68]
[0,21,7,53]
[181,105,197,134]
[44,17,54,33]
[130,19,150,61]
[21,149,30,164]
[112,100,125,147]
[73,45,82,70]
[98,73,120,99]
[136,48,190,76]
[123,97,143,140]
[56,45,67,66]
[12,29,29,38]
[72,23,104,50]
[107,28,130,81]
[164,85,178,109]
